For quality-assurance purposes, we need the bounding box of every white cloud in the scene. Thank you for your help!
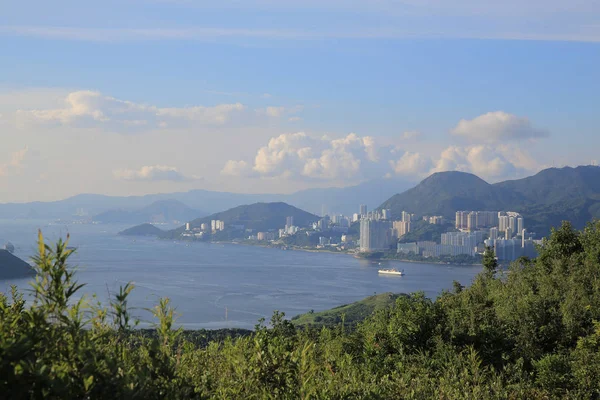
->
[430,144,533,180]
[451,111,548,143]
[0,147,29,177]
[113,165,195,181]
[389,151,432,176]
[221,160,249,176]
[288,116,302,122]
[400,130,421,140]
[14,90,246,130]
[222,132,387,180]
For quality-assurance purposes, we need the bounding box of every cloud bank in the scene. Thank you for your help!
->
[451,111,549,143]
[15,90,246,131]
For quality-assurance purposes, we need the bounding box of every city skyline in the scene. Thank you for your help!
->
[2,1,600,202]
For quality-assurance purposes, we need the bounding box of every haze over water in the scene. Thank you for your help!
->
[0,220,482,329]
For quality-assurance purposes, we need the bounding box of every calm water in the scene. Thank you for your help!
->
[0,220,482,329]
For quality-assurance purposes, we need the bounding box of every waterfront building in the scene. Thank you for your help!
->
[359,219,393,252]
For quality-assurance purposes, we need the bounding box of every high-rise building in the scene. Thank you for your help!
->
[505,227,512,239]
[499,215,509,232]
[185,222,190,231]
[490,227,498,240]
[382,209,392,220]
[509,216,516,236]
[359,219,392,252]
[359,204,367,216]
[455,211,463,229]
[467,212,476,231]
[517,218,524,235]
[393,221,411,238]
[285,216,294,229]
[401,211,411,222]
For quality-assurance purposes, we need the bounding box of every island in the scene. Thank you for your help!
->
[118,223,165,237]
[0,249,35,280]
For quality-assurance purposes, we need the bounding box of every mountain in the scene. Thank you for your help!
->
[0,178,414,221]
[118,223,165,237]
[380,171,519,217]
[379,166,600,236]
[94,200,204,224]
[0,250,34,280]
[164,202,320,238]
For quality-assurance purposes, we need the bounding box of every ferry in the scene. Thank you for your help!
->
[378,268,404,276]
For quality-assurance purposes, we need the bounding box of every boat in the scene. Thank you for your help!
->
[378,268,404,276]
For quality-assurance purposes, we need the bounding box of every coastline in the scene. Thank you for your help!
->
[181,238,481,266]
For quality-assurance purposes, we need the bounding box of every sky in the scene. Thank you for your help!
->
[1,1,599,203]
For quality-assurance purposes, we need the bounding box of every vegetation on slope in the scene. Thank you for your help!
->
[380,166,600,236]
[163,202,319,239]
[291,292,402,328]
[3,221,600,398]
[118,223,164,237]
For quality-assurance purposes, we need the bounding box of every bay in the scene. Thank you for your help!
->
[0,219,482,329]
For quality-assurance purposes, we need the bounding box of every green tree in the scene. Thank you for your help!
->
[482,246,498,276]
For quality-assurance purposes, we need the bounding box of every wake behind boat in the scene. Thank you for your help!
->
[378,268,404,276]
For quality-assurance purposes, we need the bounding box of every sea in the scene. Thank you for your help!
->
[0,219,482,330]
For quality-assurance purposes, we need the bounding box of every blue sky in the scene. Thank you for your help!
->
[0,1,599,202]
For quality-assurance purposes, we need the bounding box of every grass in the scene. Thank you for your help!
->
[291,292,403,328]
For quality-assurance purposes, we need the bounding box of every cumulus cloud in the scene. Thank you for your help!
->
[221,132,386,180]
[451,111,549,143]
[430,144,533,180]
[113,165,195,182]
[389,151,432,176]
[15,90,246,130]
[0,147,29,177]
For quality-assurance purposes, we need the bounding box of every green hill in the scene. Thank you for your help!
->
[118,223,165,237]
[163,202,319,238]
[0,250,34,280]
[292,292,403,328]
[379,166,600,236]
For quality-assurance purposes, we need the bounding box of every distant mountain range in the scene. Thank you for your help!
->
[94,199,203,224]
[379,166,600,236]
[0,177,414,221]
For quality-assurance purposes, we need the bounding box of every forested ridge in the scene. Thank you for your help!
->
[2,221,600,399]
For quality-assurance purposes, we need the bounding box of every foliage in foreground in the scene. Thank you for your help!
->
[2,222,600,399]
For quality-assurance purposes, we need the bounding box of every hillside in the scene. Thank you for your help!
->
[291,292,403,328]
[118,223,165,237]
[94,199,203,224]
[0,249,34,280]
[379,166,600,236]
[379,171,519,218]
[163,202,319,238]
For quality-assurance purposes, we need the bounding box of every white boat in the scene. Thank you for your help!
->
[378,268,404,276]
